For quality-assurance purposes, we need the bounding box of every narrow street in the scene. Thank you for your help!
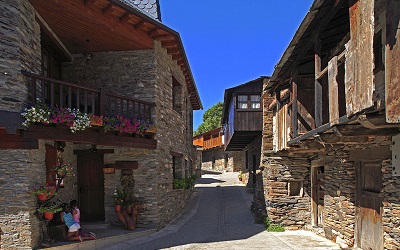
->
[105,172,341,250]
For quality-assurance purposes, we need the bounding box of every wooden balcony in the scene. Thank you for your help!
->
[23,71,154,122]
[18,71,157,149]
[193,127,223,150]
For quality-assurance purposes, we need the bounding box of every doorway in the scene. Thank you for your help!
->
[77,152,105,222]
[311,166,324,227]
[355,162,383,250]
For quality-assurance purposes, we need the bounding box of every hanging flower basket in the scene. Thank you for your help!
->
[31,184,56,200]
[37,193,49,201]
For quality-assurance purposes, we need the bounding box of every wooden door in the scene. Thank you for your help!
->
[45,144,57,186]
[77,153,105,222]
[356,162,383,250]
[311,166,324,226]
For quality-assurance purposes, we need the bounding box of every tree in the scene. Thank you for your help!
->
[194,102,223,136]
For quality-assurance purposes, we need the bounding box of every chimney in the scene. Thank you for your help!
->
[121,0,162,21]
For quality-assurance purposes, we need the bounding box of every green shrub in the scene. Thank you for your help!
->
[173,175,196,189]
[264,217,285,232]
[267,224,285,232]
[264,217,271,228]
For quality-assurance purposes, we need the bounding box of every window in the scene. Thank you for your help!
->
[373,30,383,72]
[288,181,304,197]
[237,95,261,110]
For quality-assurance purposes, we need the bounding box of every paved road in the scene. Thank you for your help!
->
[105,172,340,250]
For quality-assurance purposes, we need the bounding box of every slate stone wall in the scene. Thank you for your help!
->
[0,1,42,248]
[0,0,41,113]
[202,147,225,172]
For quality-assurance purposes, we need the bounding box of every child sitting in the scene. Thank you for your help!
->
[61,204,95,242]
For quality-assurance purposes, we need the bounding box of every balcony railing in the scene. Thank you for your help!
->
[203,136,223,150]
[22,71,155,123]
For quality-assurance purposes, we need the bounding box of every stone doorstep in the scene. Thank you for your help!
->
[41,228,157,250]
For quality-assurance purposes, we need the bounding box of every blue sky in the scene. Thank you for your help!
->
[160,0,314,130]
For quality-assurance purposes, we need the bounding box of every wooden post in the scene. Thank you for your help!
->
[291,72,298,138]
[314,38,322,128]
[311,166,318,226]
[328,56,339,125]
[99,88,105,116]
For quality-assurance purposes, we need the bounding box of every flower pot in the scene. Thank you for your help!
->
[43,211,54,220]
[37,193,49,201]
[90,116,103,126]
[114,205,122,212]
[145,128,156,134]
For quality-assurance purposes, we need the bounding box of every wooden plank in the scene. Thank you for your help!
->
[314,38,322,127]
[346,0,374,116]
[291,72,298,138]
[328,56,339,125]
[349,146,391,162]
[115,161,138,169]
[311,167,318,226]
[385,0,400,123]
[22,125,157,149]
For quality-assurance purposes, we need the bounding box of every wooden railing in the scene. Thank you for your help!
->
[22,71,155,122]
[203,136,223,150]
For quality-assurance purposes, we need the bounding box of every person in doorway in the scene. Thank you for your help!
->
[70,200,80,225]
[61,204,95,242]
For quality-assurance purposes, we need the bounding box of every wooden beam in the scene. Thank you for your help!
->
[291,71,298,138]
[85,0,97,7]
[328,56,339,125]
[314,38,322,127]
[152,34,175,41]
[349,146,391,162]
[161,41,178,49]
[167,48,180,55]
[103,4,116,16]
[148,28,162,38]
[119,12,132,23]
[134,20,146,30]
[21,125,157,149]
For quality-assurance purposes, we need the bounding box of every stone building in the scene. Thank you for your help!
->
[193,127,243,173]
[222,77,269,187]
[0,0,201,248]
[257,0,400,249]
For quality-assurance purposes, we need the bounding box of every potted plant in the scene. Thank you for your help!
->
[31,184,57,201]
[53,161,75,178]
[113,188,125,212]
[38,204,63,220]
[238,171,243,181]
[90,115,103,126]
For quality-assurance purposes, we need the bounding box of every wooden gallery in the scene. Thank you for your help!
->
[255,0,400,249]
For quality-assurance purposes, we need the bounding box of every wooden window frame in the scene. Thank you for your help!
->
[236,94,261,111]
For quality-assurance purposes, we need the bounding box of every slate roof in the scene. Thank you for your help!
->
[120,0,161,21]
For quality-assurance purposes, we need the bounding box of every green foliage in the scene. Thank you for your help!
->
[267,224,285,232]
[173,175,197,189]
[264,217,285,232]
[194,102,223,136]
[38,204,62,213]
[238,170,242,179]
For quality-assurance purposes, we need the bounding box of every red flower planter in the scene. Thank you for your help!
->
[114,205,122,212]
[43,212,54,220]
[37,193,49,201]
